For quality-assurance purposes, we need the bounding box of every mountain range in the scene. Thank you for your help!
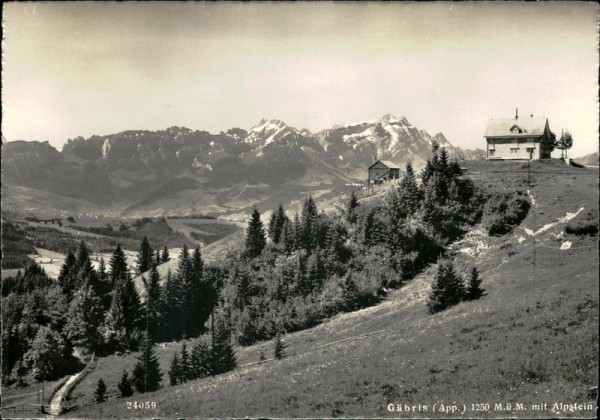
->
[1,115,484,217]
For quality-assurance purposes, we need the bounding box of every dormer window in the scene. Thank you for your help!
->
[510,125,522,134]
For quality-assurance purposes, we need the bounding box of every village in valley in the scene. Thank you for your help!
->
[1,3,598,420]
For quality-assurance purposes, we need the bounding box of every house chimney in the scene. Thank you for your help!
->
[515,108,519,119]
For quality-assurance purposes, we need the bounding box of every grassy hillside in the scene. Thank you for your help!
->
[72,160,598,418]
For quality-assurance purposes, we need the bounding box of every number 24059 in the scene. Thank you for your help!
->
[127,401,157,409]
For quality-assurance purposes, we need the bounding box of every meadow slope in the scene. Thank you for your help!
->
[72,160,598,419]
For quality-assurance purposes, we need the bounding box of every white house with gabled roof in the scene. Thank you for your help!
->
[484,109,554,160]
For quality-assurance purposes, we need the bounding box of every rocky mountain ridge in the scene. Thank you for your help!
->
[2,115,485,216]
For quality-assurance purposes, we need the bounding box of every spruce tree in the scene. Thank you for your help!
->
[168,352,181,386]
[117,369,133,397]
[273,331,286,360]
[95,378,107,403]
[58,251,78,299]
[132,333,162,393]
[234,268,250,310]
[97,258,112,310]
[306,252,324,291]
[161,246,170,263]
[245,208,266,259]
[300,196,319,251]
[428,260,465,314]
[342,272,359,311]
[75,241,91,271]
[466,267,485,300]
[109,244,129,288]
[154,248,162,267]
[137,237,152,274]
[398,162,421,215]
[361,210,377,247]
[146,265,162,342]
[281,218,295,254]
[189,340,212,379]
[346,191,359,223]
[211,314,236,375]
[105,271,142,349]
[177,244,192,282]
[180,342,190,382]
[160,269,182,341]
[268,203,288,244]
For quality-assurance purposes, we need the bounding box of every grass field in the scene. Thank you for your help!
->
[68,160,598,419]
[166,218,241,245]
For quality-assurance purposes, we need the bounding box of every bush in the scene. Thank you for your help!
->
[482,191,530,236]
[565,223,598,236]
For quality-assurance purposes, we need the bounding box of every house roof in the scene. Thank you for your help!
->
[484,116,548,138]
[369,160,400,170]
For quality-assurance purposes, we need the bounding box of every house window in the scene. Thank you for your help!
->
[510,148,519,154]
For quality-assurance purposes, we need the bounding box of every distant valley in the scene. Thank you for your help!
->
[1,115,484,217]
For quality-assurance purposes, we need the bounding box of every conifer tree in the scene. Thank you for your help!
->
[361,209,377,247]
[105,270,142,349]
[292,213,303,251]
[397,162,422,215]
[160,245,171,263]
[154,248,162,267]
[211,314,237,375]
[342,272,359,311]
[178,245,207,338]
[346,191,360,223]
[300,196,319,251]
[234,268,251,310]
[132,333,162,393]
[281,218,295,254]
[179,341,190,381]
[268,203,288,243]
[306,252,325,292]
[160,269,181,341]
[168,352,181,386]
[428,260,465,314]
[245,208,266,259]
[58,251,78,299]
[97,258,112,310]
[118,369,133,397]
[191,245,204,281]
[137,237,152,274]
[75,240,91,271]
[465,267,485,300]
[64,285,104,352]
[438,147,449,174]
[109,244,129,288]
[161,246,170,263]
[146,265,162,342]
[273,331,286,360]
[177,244,192,281]
[189,340,212,379]
[95,378,107,403]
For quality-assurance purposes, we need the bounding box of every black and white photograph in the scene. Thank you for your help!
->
[1,2,598,418]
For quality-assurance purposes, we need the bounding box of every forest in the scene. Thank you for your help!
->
[2,148,509,392]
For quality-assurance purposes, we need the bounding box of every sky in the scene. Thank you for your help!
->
[2,2,598,157]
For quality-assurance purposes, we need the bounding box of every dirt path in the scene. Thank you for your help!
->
[48,373,80,416]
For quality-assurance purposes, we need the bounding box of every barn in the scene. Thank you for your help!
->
[368,160,400,183]
[484,110,554,160]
